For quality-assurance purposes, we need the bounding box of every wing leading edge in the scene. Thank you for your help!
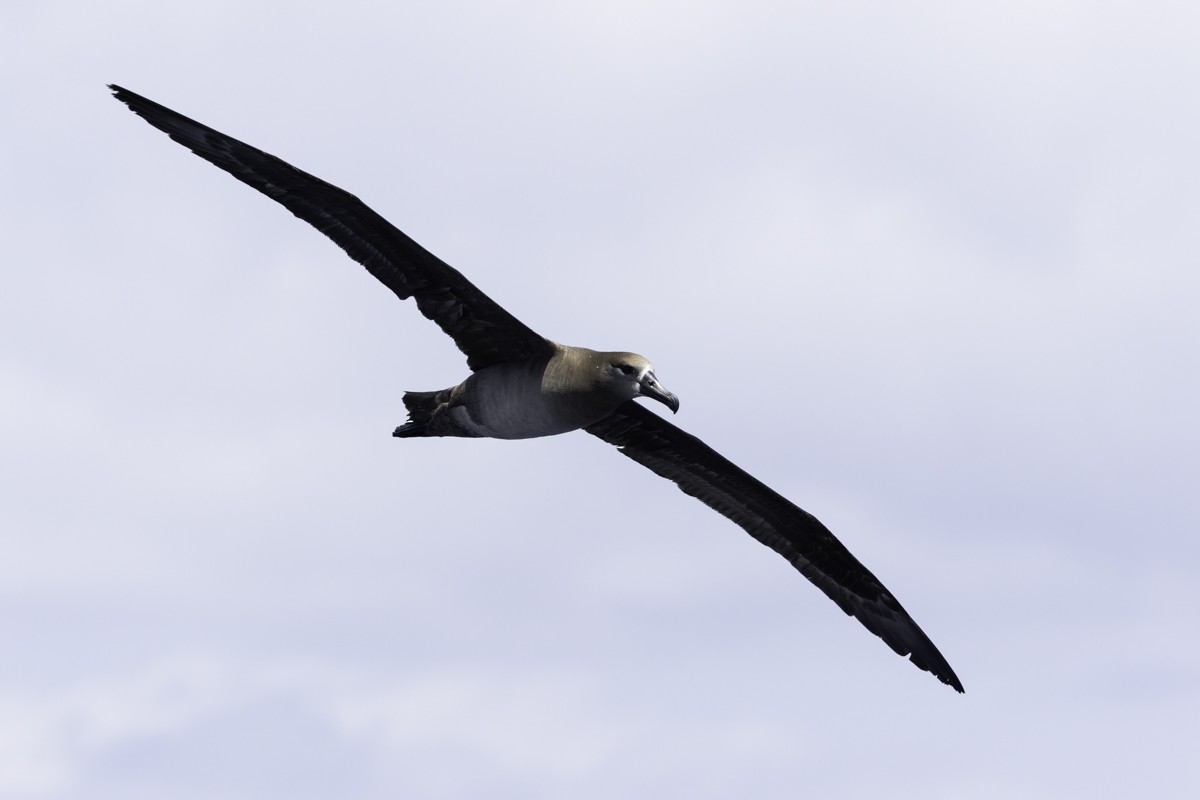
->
[586,402,964,692]
[109,84,552,371]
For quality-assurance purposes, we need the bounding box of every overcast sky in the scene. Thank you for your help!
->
[3,2,1197,798]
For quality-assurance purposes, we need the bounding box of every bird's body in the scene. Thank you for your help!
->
[111,84,963,692]
[396,345,673,439]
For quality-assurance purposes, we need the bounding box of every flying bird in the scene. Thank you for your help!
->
[110,84,963,693]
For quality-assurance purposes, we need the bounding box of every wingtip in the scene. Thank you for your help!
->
[915,654,964,694]
[109,84,151,111]
[942,672,966,694]
[109,84,139,110]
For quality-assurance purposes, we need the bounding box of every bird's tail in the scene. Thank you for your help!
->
[392,389,449,438]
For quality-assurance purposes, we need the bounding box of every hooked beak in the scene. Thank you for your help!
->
[639,372,680,414]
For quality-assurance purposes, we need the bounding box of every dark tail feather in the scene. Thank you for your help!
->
[393,390,445,438]
[393,421,430,438]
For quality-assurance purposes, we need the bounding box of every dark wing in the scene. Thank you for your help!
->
[110,85,551,372]
[586,402,963,692]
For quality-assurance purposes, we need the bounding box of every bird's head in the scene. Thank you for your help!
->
[604,352,680,414]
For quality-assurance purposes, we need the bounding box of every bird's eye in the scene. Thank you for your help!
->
[617,364,636,375]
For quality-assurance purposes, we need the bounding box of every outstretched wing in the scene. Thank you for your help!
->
[110,85,552,372]
[586,402,963,692]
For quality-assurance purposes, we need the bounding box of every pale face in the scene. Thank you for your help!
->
[606,353,678,413]
[606,353,653,399]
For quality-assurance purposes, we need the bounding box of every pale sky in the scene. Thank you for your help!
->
[2,2,1197,798]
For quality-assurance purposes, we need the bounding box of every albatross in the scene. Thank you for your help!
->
[110,85,963,693]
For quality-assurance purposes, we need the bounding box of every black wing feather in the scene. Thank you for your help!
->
[586,402,963,692]
[112,85,960,691]
[110,85,551,372]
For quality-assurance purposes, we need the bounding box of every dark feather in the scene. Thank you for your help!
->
[112,85,961,691]
[586,402,964,692]
[109,85,551,372]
